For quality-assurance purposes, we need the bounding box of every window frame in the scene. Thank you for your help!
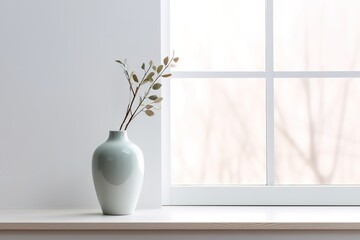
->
[161,0,360,205]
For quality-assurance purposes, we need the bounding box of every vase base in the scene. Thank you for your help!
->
[102,211,133,216]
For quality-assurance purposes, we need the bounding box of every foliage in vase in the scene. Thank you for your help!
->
[116,53,179,130]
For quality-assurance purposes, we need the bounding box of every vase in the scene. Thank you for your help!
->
[92,130,144,215]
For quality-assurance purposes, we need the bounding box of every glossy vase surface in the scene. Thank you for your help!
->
[92,131,144,215]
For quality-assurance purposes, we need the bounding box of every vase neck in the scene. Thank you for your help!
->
[108,131,128,141]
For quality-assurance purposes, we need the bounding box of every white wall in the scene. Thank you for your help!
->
[0,0,161,208]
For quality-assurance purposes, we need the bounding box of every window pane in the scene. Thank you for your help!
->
[170,0,265,71]
[171,78,266,184]
[274,0,360,71]
[275,78,360,184]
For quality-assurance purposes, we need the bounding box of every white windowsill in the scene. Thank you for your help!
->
[1,206,360,230]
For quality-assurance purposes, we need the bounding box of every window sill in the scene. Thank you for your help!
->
[1,206,360,231]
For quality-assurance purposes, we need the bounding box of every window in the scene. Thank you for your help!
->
[162,0,360,205]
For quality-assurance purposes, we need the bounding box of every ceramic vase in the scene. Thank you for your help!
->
[92,131,144,215]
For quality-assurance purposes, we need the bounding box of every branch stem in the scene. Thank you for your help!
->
[124,56,174,130]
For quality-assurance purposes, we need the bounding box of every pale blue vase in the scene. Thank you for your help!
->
[92,131,144,215]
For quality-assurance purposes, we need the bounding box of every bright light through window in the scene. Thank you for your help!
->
[169,0,360,189]
[171,78,266,184]
[170,0,265,71]
[274,0,360,71]
[275,78,360,184]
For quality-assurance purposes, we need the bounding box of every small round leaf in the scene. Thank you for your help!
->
[152,83,162,90]
[145,109,155,116]
[157,65,164,73]
[154,97,163,103]
[162,73,172,78]
[149,95,158,100]
[163,56,169,65]
[132,74,139,82]
[147,72,155,78]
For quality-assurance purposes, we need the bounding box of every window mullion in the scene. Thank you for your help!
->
[265,0,275,186]
[171,71,266,78]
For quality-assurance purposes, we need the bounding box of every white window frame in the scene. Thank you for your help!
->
[161,0,360,205]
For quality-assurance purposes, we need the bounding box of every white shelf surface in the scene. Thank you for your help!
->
[1,206,360,230]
